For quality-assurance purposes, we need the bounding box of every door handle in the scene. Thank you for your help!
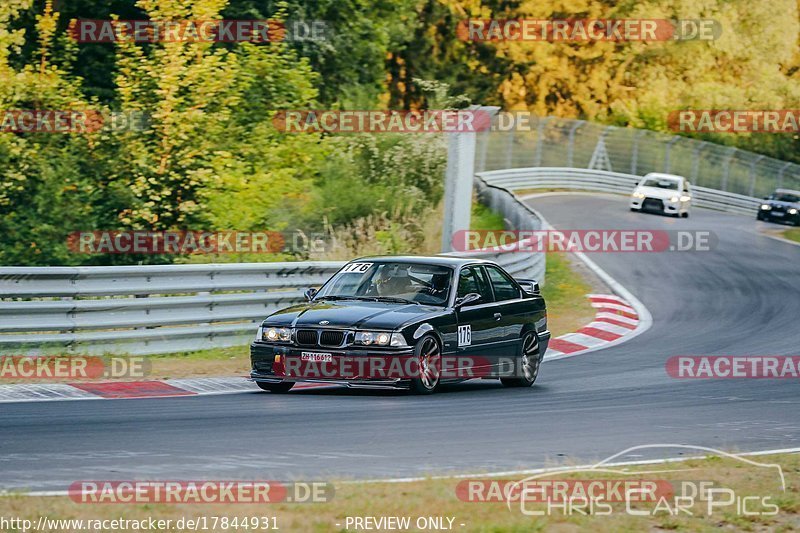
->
[493,312,502,321]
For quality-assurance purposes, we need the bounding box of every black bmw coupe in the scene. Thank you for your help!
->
[250,256,549,394]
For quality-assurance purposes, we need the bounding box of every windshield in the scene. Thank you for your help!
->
[642,178,680,190]
[316,261,452,306]
[772,193,800,203]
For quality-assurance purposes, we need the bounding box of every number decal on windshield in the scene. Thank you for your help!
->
[341,262,373,273]
[458,325,472,347]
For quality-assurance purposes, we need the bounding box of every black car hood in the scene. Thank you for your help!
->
[262,300,446,330]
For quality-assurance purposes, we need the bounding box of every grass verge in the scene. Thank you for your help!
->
[471,201,506,230]
[540,252,598,338]
[781,227,800,244]
[1,453,797,532]
[144,346,250,380]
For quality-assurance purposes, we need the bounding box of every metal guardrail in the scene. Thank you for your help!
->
[0,263,344,355]
[478,167,763,216]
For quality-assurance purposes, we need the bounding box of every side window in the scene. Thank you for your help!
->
[485,266,521,301]
[457,267,492,304]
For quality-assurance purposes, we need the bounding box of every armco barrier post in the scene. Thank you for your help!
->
[441,106,499,253]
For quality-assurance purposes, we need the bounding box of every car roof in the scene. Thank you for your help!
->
[350,255,496,268]
[643,172,684,181]
[775,188,800,195]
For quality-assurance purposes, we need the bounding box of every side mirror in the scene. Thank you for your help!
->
[518,280,540,295]
[763,196,770,200]
[303,287,318,302]
[455,292,481,308]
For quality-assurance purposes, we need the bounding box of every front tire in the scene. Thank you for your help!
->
[681,211,689,218]
[410,335,441,394]
[257,381,294,393]
[501,332,542,388]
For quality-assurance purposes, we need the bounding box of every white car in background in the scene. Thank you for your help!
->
[630,173,692,218]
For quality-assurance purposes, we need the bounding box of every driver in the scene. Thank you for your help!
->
[376,265,411,296]
[372,266,392,295]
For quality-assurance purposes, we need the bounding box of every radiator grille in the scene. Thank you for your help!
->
[296,329,318,346]
[319,330,345,347]
[642,198,664,211]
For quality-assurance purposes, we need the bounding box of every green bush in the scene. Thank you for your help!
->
[308,133,446,228]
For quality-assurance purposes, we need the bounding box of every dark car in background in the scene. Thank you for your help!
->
[250,256,549,394]
[757,189,800,225]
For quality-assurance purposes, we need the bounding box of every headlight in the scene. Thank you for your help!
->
[670,196,679,203]
[789,208,798,215]
[263,327,292,342]
[761,204,772,210]
[356,331,374,345]
[355,331,404,347]
[680,195,691,202]
[632,191,645,199]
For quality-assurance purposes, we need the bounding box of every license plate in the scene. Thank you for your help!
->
[301,352,333,362]
[772,212,784,217]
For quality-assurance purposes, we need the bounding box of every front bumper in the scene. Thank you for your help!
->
[758,210,799,225]
[630,197,680,214]
[249,342,415,389]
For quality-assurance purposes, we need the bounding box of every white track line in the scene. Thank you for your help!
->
[352,446,800,484]
[10,447,799,495]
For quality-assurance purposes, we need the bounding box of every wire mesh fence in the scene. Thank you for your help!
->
[475,116,800,199]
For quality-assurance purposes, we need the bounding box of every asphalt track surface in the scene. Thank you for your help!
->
[2,193,799,491]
